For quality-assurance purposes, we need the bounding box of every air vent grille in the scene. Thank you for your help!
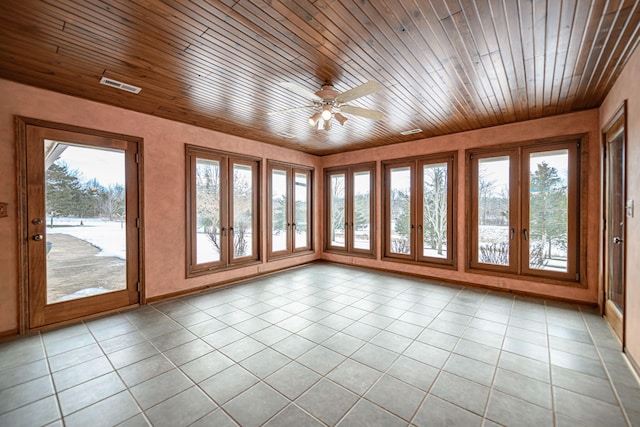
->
[99,77,142,94]
[400,128,423,136]
[277,132,296,139]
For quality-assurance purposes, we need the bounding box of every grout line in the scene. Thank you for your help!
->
[85,315,154,426]
[40,331,65,425]
[5,264,639,427]
[579,306,633,427]
[480,293,516,425]
[544,300,558,427]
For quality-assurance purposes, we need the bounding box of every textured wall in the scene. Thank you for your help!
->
[320,109,601,304]
[0,76,610,339]
[600,45,640,370]
[0,79,321,335]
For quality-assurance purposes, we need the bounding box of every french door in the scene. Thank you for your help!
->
[603,106,626,342]
[325,163,375,256]
[19,120,141,330]
[268,161,312,259]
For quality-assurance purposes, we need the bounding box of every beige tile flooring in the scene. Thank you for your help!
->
[1,263,639,426]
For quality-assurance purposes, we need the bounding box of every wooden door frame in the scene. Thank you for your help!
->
[601,101,627,348]
[15,116,145,334]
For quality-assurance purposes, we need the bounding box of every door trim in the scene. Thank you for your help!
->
[601,101,627,347]
[15,116,145,334]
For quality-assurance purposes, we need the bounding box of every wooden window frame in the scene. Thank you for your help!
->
[186,145,260,277]
[467,137,583,285]
[267,160,313,260]
[382,152,457,268]
[324,162,376,257]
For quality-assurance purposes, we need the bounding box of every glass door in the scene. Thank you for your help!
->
[603,107,626,342]
[25,125,140,328]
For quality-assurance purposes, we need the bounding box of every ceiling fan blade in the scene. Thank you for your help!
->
[340,105,384,120]
[277,82,323,102]
[335,81,382,104]
[267,105,316,116]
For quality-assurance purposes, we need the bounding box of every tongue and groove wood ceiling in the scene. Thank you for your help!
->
[0,1,638,155]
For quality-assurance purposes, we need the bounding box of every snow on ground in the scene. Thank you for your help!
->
[47,217,127,260]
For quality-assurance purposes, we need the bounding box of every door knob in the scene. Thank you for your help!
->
[613,236,623,244]
[32,234,44,241]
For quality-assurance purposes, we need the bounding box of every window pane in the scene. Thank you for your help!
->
[390,167,411,255]
[330,174,346,247]
[353,171,371,250]
[271,169,288,252]
[423,163,447,258]
[233,164,253,258]
[195,158,221,264]
[478,156,510,265]
[45,144,126,303]
[528,150,569,272]
[294,172,308,249]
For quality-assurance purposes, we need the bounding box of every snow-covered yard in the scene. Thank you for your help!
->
[47,217,126,260]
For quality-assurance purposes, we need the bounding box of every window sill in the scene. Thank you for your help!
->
[381,256,457,270]
[324,249,376,259]
[465,267,585,288]
[267,249,315,262]
[187,259,262,278]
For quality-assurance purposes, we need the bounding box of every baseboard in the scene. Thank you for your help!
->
[146,262,315,304]
[0,328,19,341]
[625,347,640,381]
[327,259,599,307]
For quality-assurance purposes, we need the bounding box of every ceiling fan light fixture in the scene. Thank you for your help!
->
[308,111,322,127]
[335,112,348,126]
[277,80,383,132]
[321,105,333,121]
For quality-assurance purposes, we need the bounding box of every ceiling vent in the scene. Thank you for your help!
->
[400,128,423,135]
[277,132,296,139]
[99,77,142,94]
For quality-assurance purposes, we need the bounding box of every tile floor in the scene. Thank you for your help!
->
[1,263,639,426]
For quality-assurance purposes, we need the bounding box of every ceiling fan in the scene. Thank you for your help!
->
[269,81,384,130]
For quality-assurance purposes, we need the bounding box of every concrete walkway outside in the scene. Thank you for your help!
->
[46,233,126,303]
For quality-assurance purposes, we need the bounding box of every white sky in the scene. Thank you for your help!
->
[56,145,125,187]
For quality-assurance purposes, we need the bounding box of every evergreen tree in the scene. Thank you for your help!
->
[529,161,568,261]
[45,162,86,223]
[353,192,370,230]
[272,194,287,235]
[392,190,409,236]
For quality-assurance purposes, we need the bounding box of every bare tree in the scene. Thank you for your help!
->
[423,165,447,255]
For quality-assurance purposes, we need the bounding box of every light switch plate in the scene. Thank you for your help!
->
[627,200,634,218]
[0,202,7,218]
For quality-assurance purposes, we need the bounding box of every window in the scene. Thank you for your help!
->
[383,153,456,266]
[186,146,260,276]
[325,163,375,256]
[268,161,313,258]
[468,139,581,282]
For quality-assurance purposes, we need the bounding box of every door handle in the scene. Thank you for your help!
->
[32,234,44,241]
[613,236,623,244]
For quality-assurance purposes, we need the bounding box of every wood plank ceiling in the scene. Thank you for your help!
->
[0,0,638,155]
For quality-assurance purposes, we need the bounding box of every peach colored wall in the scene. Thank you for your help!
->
[320,110,601,304]
[600,45,640,369]
[0,77,607,338]
[0,79,321,335]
